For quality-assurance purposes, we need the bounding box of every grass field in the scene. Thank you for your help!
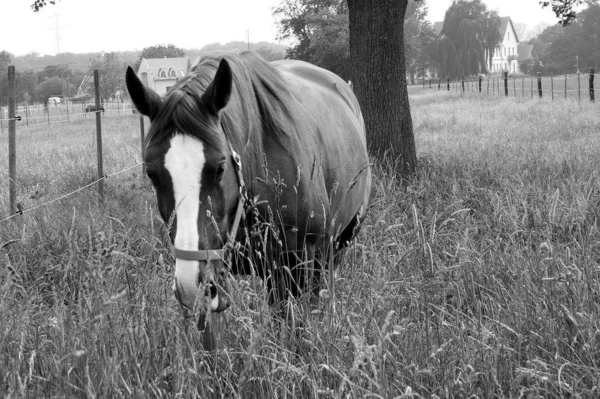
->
[1,89,600,398]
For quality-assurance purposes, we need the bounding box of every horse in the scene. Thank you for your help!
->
[126,51,372,349]
[85,105,105,113]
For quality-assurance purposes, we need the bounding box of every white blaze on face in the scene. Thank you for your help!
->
[164,133,206,308]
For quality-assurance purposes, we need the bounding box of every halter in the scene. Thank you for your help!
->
[172,143,247,263]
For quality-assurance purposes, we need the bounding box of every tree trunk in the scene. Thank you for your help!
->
[347,0,417,177]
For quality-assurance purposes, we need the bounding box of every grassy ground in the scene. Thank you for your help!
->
[1,90,600,398]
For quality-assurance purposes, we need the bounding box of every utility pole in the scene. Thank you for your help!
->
[47,13,66,54]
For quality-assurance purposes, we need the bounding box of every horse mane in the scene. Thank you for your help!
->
[146,51,296,180]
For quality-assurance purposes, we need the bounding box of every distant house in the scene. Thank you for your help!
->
[136,57,189,95]
[489,17,520,74]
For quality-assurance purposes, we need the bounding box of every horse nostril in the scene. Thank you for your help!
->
[204,283,218,300]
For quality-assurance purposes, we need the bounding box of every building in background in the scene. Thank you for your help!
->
[136,57,189,95]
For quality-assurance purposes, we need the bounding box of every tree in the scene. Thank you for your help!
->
[274,0,351,78]
[0,51,11,69]
[34,76,66,102]
[134,44,186,72]
[89,52,125,100]
[404,2,437,84]
[346,0,417,175]
[434,0,502,78]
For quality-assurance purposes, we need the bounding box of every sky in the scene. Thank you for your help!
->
[2,0,562,57]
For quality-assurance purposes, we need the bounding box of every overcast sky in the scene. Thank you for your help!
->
[2,0,561,57]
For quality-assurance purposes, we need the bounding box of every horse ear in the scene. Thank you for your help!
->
[126,66,161,120]
[202,59,232,115]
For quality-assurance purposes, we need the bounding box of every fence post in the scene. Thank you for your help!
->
[487,77,489,94]
[530,77,533,98]
[140,115,146,176]
[446,77,450,91]
[537,72,542,98]
[578,72,581,103]
[504,72,508,96]
[551,76,554,101]
[513,78,516,96]
[8,66,17,216]
[590,67,595,102]
[1,106,4,134]
[478,75,482,93]
[94,70,104,205]
[461,76,465,93]
[522,77,524,97]
[492,77,495,94]
[438,79,440,90]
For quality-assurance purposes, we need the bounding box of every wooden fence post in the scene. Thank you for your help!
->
[140,115,146,176]
[504,72,508,96]
[447,77,450,91]
[551,76,554,101]
[513,78,516,96]
[530,77,533,98]
[564,75,567,99]
[461,76,465,93]
[8,66,17,216]
[590,67,595,102]
[94,70,104,205]
[537,72,542,98]
[492,77,495,94]
[487,77,489,94]
[578,72,581,103]
[522,77,524,97]
[478,75,482,93]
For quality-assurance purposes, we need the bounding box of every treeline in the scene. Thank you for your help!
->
[522,1,600,75]
[0,42,285,106]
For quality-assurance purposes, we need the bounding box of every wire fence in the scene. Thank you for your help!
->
[0,162,144,225]
[417,68,598,103]
[2,65,148,223]
[0,101,136,131]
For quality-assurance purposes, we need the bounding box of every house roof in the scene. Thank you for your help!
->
[498,16,519,43]
[139,56,189,78]
[517,44,534,61]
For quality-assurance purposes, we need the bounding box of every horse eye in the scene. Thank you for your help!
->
[215,162,226,180]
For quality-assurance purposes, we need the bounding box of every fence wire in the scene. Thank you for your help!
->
[0,162,145,225]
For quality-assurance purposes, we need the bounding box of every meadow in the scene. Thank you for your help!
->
[1,88,600,398]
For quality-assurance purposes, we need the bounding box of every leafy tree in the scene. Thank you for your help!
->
[34,76,66,102]
[274,0,350,78]
[434,0,502,78]
[89,52,125,100]
[541,0,584,25]
[527,1,600,74]
[0,51,11,69]
[404,2,437,84]
[134,44,186,71]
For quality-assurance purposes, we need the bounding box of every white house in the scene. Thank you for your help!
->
[489,17,520,74]
[136,57,189,95]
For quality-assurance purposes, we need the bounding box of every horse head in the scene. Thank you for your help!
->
[126,60,243,346]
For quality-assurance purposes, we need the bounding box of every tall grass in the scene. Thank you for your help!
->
[1,92,599,398]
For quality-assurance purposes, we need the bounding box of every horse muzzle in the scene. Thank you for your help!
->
[173,258,232,314]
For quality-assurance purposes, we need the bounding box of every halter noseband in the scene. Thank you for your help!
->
[171,143,247,263]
